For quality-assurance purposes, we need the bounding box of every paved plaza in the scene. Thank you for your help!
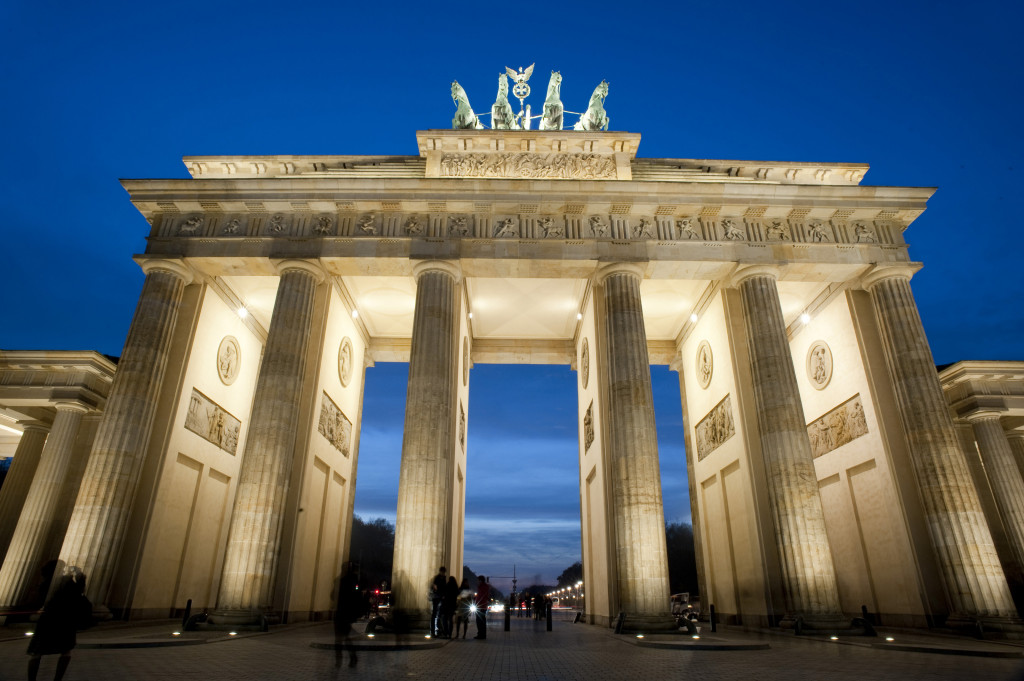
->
[2,616,1024,681]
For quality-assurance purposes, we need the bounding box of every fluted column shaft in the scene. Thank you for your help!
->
[867,272,1015,618]
[598,265,671,617]
[0,404,87,606]
[1011,436,1024,481]
[392,262,460,622]
[0,425,49,564]
[59,263,190,604]
[969,414,1024,580]
[217,264,320,612]
[737,271,842,620]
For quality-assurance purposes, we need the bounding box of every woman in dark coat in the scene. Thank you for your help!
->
[27,568,88,681]
[441,576,459,638]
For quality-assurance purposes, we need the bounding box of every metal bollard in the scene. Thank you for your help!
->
[181,598,192,630]
[505,606,511,631]
[710,604,717,633]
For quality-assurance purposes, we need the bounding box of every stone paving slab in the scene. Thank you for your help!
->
[2,617,1024,680]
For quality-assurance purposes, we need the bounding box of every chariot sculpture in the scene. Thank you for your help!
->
[450,65,610,131]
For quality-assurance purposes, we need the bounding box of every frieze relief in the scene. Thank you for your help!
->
[584,401,595,452]
[185,388,241,454]
[459,401,467,451]
[439,152,616,180]
[807,394,869,459]
[696,394,735,461]
[317,392,353,457]
[158,210,899,245]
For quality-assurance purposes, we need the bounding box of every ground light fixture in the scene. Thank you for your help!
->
[885,637,895,642]
[830,636,838,640]
[172,631,180,636]
[636,634,644,638]
[692,635,700,640]
[229,631,237,636]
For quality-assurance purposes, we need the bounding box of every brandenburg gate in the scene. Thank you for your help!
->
[0,72,1021,633]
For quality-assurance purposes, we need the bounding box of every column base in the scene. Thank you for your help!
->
[779,612,854,635]
[614,612,677,635]
[205,609,277,630]
[388,608,431,635]
[945,614,1024,639]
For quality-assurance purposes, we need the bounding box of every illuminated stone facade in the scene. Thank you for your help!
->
[0,130,1020,632]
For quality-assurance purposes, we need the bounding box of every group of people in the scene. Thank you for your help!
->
[430,567,490,640]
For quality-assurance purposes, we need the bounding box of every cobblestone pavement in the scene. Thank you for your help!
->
[3,616,1024,681]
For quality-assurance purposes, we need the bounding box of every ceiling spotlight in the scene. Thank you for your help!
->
[690,313,698,323]
[576,312,583,320]
[800,313,811,324]
[468,312,473,319]
[352,310,359,319]
[237,307,248,319]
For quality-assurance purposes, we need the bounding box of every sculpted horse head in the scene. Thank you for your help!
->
[539,71,564,130]
[451,80,483,130]
[492,73,518,130]
[574,80,610,131]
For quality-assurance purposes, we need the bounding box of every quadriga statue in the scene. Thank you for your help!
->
[491,73,518,130]
[451,81,484,130]
[539,71,563,131]
[573,80,610,131]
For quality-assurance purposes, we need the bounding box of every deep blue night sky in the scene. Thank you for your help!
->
[2,0,1021,591]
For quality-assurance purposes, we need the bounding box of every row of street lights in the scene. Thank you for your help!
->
[547,580,585,608]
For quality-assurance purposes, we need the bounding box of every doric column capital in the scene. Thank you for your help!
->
[593,261,644,285]
[138,258,194,285]
[52,401,89,415]
[412,259,461,283]
[729,264,781,288]
[273,258,326,282]
[17,422,50,434]
[964,409,1006,425]
[860,263,922,291]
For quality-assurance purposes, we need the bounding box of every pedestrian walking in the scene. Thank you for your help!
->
[333,563,361,669]
[441,576,459,638]
[454,579,473,639]
[429,567,447,637]
[27,565,90,681]
[473,575,490,639]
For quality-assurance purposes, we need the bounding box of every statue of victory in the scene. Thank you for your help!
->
[573,80,610,131]
[539,71,563,130]
[451,80,484,130]
[491,73,518,130]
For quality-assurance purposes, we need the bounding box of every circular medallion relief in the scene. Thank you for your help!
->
[806,341,833,390]
[462,337,469,386]
[217,336,241,385]
[696,340,713,389]
[581,338,590,389]
[338,336,354,387]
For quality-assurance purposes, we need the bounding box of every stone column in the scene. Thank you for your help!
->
[734,266,843,626]
[0,403,88,607]
[1010,435,1024,481]
[58,260,191,605]
[967,412,1024,583]
[216,260,322,614]
[864,266,1017,621]
[391,261,460,627]
[596,263,671,625]
[0,424,49,564]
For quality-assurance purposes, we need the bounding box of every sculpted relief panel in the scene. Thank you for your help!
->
[185,388,241,455]
[217,336,241,386]
[584,401,595,452]
[439,152,616,180]
[318,392,353,457]
[807,394,869,459]
[696,394,735,461]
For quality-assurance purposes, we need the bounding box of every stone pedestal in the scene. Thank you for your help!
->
[216,261,322,614]
[391,261,461,630]
[58,260,191,604]
[595,264,672,627]
[0,424,48,564]
[865,268,1017,621]
[0,403,87,607]
[968,413,1024,584]
[735,267,844,626]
